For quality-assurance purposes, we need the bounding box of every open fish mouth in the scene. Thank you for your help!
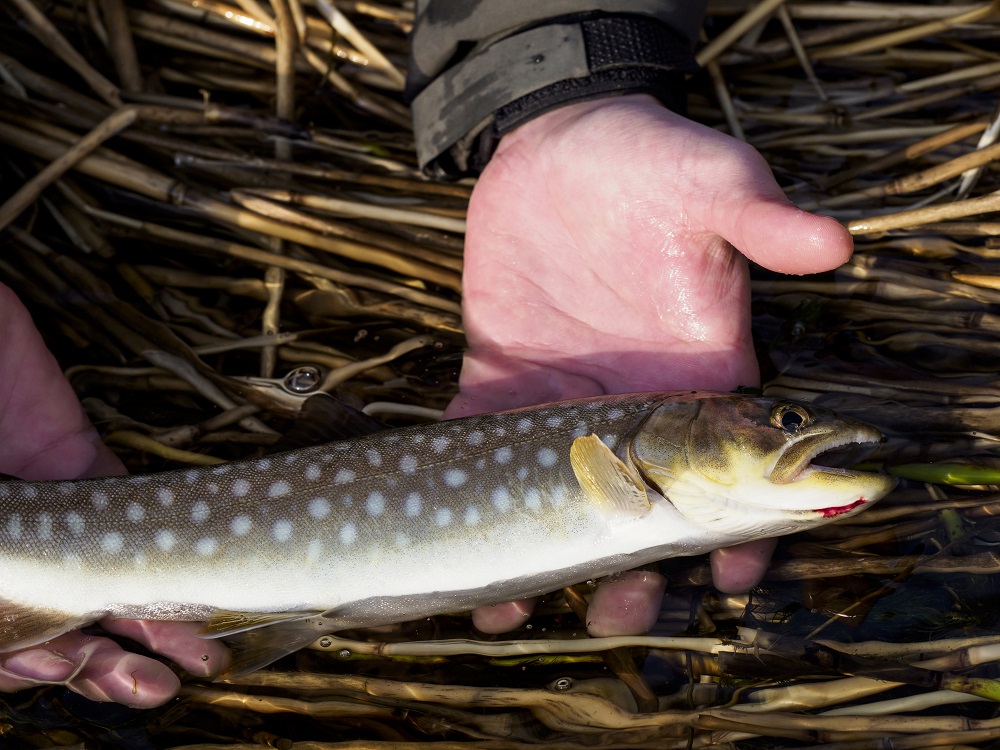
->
[770,425,887,485]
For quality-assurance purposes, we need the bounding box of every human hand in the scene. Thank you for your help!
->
[0,283,228,706]
[445,94,853,635]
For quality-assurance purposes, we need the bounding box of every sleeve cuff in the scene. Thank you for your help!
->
[411,14,699,178]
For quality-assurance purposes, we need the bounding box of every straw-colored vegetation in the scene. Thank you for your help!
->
[2,0,1000,747]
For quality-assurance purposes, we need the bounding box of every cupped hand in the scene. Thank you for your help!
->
[445,94,853,634]
[0,284,228,706]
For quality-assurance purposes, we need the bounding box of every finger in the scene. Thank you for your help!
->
[585,570,666,637]
[101,619,231,677]
[723,199,854,275]
[710,538,778,593]
[0,632,180,708]
[471,598,537,634]
[64,642,181,707]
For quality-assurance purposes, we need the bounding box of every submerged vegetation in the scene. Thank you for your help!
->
[2,0,1000,747]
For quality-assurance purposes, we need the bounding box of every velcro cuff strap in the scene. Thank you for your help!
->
[412,15,697,178]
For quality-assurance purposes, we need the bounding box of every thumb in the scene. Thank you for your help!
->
[686,141,854,275]
[724,198,854,275]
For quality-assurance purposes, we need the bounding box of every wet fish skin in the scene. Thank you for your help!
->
[0,391,895,674]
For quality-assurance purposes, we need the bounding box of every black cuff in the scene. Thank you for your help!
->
[418,14,699,179]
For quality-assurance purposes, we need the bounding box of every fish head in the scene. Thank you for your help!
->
[629,395,896,537]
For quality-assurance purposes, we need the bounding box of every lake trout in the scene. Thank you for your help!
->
[0,392,895,675]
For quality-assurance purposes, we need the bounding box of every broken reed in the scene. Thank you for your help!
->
[3,0,1000,748]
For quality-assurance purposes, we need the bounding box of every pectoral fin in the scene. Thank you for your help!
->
[570,434,651,521]
[0,599,95,652]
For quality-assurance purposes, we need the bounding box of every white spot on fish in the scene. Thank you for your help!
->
[398,454,418,474]
[37,513,52,541]
[92,491,109,510]
[211,464,232,475]
[493,446,513,465]
[608,408,625,420]
[268,480,291,498]
[58,482,74,495]
[232,478,251,497]
[191,501,210,524]
[340,522,357,545]
[157,487,174,506]
[467,430,485,446]
[443,469,467,488]
[516,418,533,433]
[525,487,542,512]
[394,532,410,547]
[126,502,146,522]
[101,532,124,554]
[272,519,293,542]
[404,493,422,517]
[185,469,199,483]
[306,538,323,564]
[255,459,272,471]
[537,447,558,467]
[207,483,219,495]
[545,415,564,428]
[308,497,331,519]
[572,421,588,438]
[195,537,217,556]
[21,486,37,500]
[365,448,382,467]
[65,511,84,536]
[305,464,321,482]
[434,507,452,526]
[6,514,21,540]
[602,434,617,448]
[334,469,356,484]
[431,436,450,454]
[516,466,529,481]
[464,506,481,525]
[155,529,177,552]
[550,484,570,508]
[366,492,386,517]
[492,486,512,513]
[231,515,252,536]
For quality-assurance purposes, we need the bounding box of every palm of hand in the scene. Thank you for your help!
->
[446,96,853,632]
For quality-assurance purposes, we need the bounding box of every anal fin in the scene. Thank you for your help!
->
[0,598,95,652]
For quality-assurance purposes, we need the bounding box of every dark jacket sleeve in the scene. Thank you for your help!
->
[408,1,707,177]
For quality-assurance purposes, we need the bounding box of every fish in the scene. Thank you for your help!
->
[0,391,895,675]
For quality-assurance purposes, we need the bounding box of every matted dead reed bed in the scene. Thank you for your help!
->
[2,1,1000,748]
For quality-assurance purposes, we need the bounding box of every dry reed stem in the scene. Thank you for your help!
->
[97,0,143,92]
[849,191,1000,234]
[697,0,787,68]
[809,2,1000,60]
[9,0,122,106]
[0,106,138,232]
[241,188,467,233]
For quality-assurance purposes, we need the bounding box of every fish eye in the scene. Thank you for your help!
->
[771,403,811,432]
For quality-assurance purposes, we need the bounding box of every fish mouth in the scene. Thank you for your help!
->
[770,425,886,485]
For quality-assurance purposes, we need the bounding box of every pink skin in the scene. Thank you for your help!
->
[449,94,852,634]
[0,283,228,707]
[0,94,851,704]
